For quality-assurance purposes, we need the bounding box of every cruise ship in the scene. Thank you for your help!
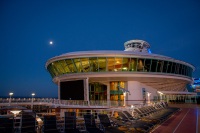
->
[0,40,199,133]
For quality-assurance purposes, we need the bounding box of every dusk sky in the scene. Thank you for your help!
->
[0,0,200,97]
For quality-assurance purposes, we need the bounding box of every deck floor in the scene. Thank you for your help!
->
[151,104,200,133]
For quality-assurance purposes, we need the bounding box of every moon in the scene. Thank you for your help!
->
[49,41,53,45]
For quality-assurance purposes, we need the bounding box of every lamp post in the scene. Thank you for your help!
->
[147,92,151,104]
[9,92,13,106]
[123,92,126,106]
[31,93,35,109]
[158,91,163,101]
[118,85,131,107]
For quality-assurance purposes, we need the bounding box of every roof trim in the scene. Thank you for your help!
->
[159,91,197,95]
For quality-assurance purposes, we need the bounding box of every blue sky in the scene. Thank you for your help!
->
[0,0,200,97]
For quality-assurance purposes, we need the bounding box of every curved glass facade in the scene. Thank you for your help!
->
[47,57,193,78]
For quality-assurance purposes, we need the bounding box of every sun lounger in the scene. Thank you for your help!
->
[84,114,104,133]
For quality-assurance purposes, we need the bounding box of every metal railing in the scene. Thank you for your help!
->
[0,98,146,108]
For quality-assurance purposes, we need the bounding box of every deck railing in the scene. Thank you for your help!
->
[0,98,144,107]
[3,97,198,108]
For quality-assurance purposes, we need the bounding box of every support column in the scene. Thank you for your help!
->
[58,80,60,100]
[84,78,90,105]
[107,83,110,106]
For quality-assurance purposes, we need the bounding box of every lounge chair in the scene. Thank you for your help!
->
[117,111,151,132]
[20,111,36,133]
[43,115,59,133]
[98,114,125,133]
[135,107,166,122]
[64,112,80,133]
[83,114,104,133]
[0,115,14,133]
[122,111,158,126]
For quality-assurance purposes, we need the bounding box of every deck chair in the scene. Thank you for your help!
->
[146,105,173,120]
[43,115,59,133]
[0,115,14,133]
[117,111,151,132]
[134,107,164,123]
[20,111,36,133]
[98,114,124,133]
[83,114,104,133]
[137,105,172,122]
[122,111,157,126]
[64,112,80,133]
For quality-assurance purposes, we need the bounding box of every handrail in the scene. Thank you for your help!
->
[0,98,147,107]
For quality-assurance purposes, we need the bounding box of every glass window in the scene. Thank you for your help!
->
[144,59,151,72]
[59,60,71,73]
[187,67,190,77]
[89,83,107,100]
[52,61,64,75]
[58,61,66,74]
[122,58,130,71]
[98,57,107,72]
[110,81,124,101]
[179,64,183,75]
[80,58,90,72]
[53,63,62,75]
[119,81,125,88]
[50,63,59,76]
[137,59,145,72]
[115,57,123,71]
[107,57,115,71]
[167,62,173,73]
[171,62,176,73]
[183,65,187,76]
[189,67,192,77]
[175,63,180,74]
[65,59,76,73]
[129,58,137,71]
[89,57,98,72]
[110,82,117,91]
[188,66,190,76]
[188,67,191,77]
[47,57,193,77]
[162,61,168,73]
[182,65,185,75]
[151,59,157,72]
[157,60,164,72]
[47,65,55,77]
[185,66,188,76]
[183,65,186,75]
[183,65,186,76]
[73,58,83,72]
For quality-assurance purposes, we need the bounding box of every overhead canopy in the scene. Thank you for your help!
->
[159,91,197,95]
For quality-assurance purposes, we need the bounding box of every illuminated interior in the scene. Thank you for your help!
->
[110,81,125,101]
[47,57,193,78]
[88,81,126,101]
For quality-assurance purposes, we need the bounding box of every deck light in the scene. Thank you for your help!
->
[9,92,14,106]
[10,110,21,117]
[31,93,35,109]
